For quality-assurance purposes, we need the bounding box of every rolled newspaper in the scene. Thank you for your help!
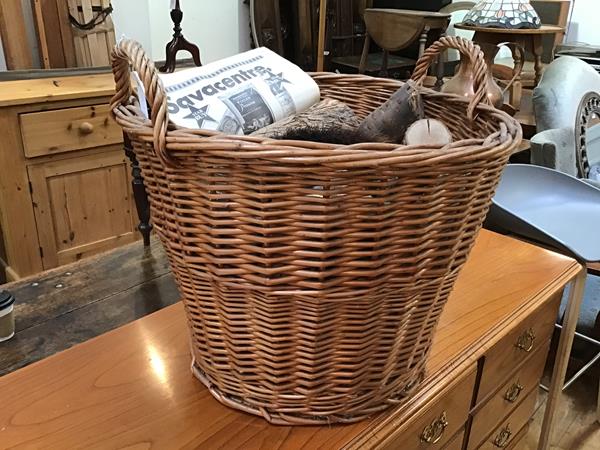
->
[134,47,320,135]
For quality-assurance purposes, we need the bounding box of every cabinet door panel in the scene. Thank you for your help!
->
[28,149,137,268]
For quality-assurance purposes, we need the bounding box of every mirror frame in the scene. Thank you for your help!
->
[575,91,600,179]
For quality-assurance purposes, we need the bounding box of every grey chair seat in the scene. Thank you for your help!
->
[487,164,600,263]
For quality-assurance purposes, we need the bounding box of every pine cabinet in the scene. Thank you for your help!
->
[27,150,136,268]
[0,74,139,280]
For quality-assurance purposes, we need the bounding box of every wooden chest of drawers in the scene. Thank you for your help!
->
[0,230,581,449]
[0,73,138,280]
[468,298,559,449]
[360,292,562,450]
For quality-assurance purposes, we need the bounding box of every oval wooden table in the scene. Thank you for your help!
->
[0,230,583,449]
[359,8,450,77]
[455,24,565,86]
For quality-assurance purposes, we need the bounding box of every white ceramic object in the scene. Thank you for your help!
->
[0,293,15,343]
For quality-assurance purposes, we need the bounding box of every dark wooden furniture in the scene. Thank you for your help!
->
[373,0,451,9]
[252,0,394,71]
[531,0,571,61]
[514,89,538,139]
[360,9,450,78]
[0,230,582,449]
[123,133,152,246]
[455,24,564,86]
[159,0,201,73]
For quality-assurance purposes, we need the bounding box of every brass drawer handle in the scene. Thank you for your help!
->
[504,381,524,403]
[79,121,95,135]
[493,424,512,448]
[515,328,535,352]
[420,411,448,444]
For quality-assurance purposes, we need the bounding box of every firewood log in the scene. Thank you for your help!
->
[251,98,361,144]
[404,119,453,146]
[356,80,424,143]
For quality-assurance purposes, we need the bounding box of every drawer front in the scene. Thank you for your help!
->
[478,389,537,450]
[381,367,477,450]
[20,104,122,158]
[442,429,465,450]
[468,340,550,449]
[477,293,560,402]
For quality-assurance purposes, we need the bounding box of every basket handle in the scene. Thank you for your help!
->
[110,39,172,166]
[411,36,489,120]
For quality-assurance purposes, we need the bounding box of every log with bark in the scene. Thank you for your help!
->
[404,119,453,146]
[356,80,424,143]
[251,81,430,146]
[251,98,362,144]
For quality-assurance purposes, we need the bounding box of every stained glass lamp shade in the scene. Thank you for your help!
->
[462,0,541,29]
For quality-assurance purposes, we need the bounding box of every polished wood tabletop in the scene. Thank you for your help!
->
[0,73,115,107]
[365,8,450,19]
[0,230,579,449]
[454,24,564,34]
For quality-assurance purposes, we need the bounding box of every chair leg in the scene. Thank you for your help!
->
[359,33,370,74]
[435,31,446,90]
[538,268,587,450]
[597,376,600,423]
[123,132,152,246]
[418,26,430,59]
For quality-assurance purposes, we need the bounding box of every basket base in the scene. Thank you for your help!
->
[190,356,426,426]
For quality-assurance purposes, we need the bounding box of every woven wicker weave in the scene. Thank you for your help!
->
[110,36,521,425]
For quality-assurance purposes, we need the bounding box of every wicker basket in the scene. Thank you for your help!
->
[110,36,521,425]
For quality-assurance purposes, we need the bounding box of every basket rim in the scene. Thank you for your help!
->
[114,74,522,167]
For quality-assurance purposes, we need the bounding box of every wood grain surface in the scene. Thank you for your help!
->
[20,104,122,157]
[28,149,138,268]
[0,77,133,279]
[364,9,450,52]
[0,238,175,376]
[454,24,564,34]
[0,0,34,69]
[526,378,600,449]
[0,73,115,108]
[0,107,46,279]
[0,230,580,449]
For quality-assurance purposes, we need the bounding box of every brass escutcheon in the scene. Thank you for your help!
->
[493,424,512,448]
[504,381,524,403]
[420,411,449,444]
[515,328,535,352]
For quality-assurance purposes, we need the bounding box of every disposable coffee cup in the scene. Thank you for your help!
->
[0,291,15,343]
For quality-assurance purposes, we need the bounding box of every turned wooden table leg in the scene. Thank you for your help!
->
[597,376,600,423]
[123,133,152,247]
[419,26,430,59]
[538,268,587,450]
[436,31,447,90]
[509,47,523,111]
[358,33,370,74]
[532,34,544,86]
[379,50,389,78]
